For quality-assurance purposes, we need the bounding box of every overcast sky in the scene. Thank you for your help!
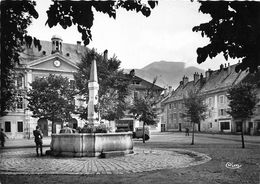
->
[27,0,238,70]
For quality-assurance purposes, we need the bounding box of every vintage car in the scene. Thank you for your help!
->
[133,126,150,140]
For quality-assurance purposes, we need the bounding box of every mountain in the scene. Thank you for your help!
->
[125,61,205,89]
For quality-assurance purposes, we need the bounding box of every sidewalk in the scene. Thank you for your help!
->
[151,131,260,143]
[1,132,260,149]
[1,136,51,149]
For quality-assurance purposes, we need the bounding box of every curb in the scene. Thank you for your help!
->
[0,145,50,150]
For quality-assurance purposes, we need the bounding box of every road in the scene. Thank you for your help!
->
[0,132,259,184]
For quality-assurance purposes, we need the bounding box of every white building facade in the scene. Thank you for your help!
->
[0,35,88,139]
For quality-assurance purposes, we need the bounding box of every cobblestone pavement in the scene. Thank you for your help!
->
[0,147,211,175]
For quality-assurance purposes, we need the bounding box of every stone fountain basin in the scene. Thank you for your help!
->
[50,132,133,157]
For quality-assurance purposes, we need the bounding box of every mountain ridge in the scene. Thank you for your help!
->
[125,61,205,89]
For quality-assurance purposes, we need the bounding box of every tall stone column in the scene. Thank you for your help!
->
[88,59,99,125]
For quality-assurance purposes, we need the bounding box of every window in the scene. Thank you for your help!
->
[208,97,213,106]
[134,91,139,99]
[70,80,76,89]
[171,114,174,122]
[209,122,212,128]
[17,97,23,109]
[219,109,225,116]
[17,75,23,88]
[220,121,230,130]
[219,95,224,104]
[226,108,231,115]
[169,104,172,109]
[5,121,11,132]
[174,113,177,120]
[178,102,182,109]
[208,110,212,118]
[17,121,23,132]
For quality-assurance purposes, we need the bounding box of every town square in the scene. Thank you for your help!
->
[0,1,260,184]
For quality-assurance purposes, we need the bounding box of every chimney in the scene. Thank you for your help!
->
[200,73,203,80]
[193,72,199,83]
[103,49,108,61]
[227,63,231,74]
[220,64,224,71]
[180,81,183,86]
[168,86,172,92]
[77,41,81,53]
[205,69,212,81]
[183,76,189,86]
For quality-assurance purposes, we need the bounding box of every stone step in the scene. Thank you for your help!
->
[100,150,133,158]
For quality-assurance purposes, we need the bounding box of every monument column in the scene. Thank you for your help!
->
[88,59,99,125]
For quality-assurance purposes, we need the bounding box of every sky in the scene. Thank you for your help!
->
[27,0,238,70]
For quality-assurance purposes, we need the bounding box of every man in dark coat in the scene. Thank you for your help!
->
[33,126,43,156]
[0,128,8,147]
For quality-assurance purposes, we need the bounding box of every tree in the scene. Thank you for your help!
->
[183,90,207,145]
[1,0,157,115]
[0,0,41,116]
[129,78,158,143]
[193,1,260,73]
[74,49,133,121]
[227,83,257,148]
[27,74,76,133]
[46,1,158,45]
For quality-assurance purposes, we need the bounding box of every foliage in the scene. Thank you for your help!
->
[227,83,257,119]
[130,97,157,126]
[129,78,158,126]
[193,1,260,73]
[1,1,157,116]
[183,90,207,124]
[129,78,158,143]
[80,123,111,133]
[183,90,207,145]
[46,1,158,45]
[74,49,134,121]
[0,0,41,116]
[27,74,76,124]
[227,82,257,148]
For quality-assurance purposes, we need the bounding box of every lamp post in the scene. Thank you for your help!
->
[24,108,30,139]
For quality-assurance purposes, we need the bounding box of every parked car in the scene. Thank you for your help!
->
[133,126,150,140]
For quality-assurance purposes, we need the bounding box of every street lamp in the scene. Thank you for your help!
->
[24,108,30,139]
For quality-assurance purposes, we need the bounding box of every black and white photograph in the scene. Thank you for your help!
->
[0,0,259,183]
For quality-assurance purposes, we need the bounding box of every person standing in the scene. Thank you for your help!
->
[0,128,8,147]
[33,126,43,156]
[185,128,190,136]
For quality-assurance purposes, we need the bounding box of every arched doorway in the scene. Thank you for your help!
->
[68,118,78,129]
[37,118,48,136]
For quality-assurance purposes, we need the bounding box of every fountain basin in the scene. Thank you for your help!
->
[50,132,133,157]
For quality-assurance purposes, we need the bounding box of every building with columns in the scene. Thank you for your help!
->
[0,35,88,139]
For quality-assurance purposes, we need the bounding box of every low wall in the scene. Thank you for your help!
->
[50,132,133,157]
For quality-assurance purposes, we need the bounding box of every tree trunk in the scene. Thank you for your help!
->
[191,122,195,145]
[241,120,245,148]
[143,122,145,143]
[52,120,54,134]
[51,116,55,134]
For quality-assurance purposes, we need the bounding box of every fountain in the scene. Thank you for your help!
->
[49,60,133,157]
